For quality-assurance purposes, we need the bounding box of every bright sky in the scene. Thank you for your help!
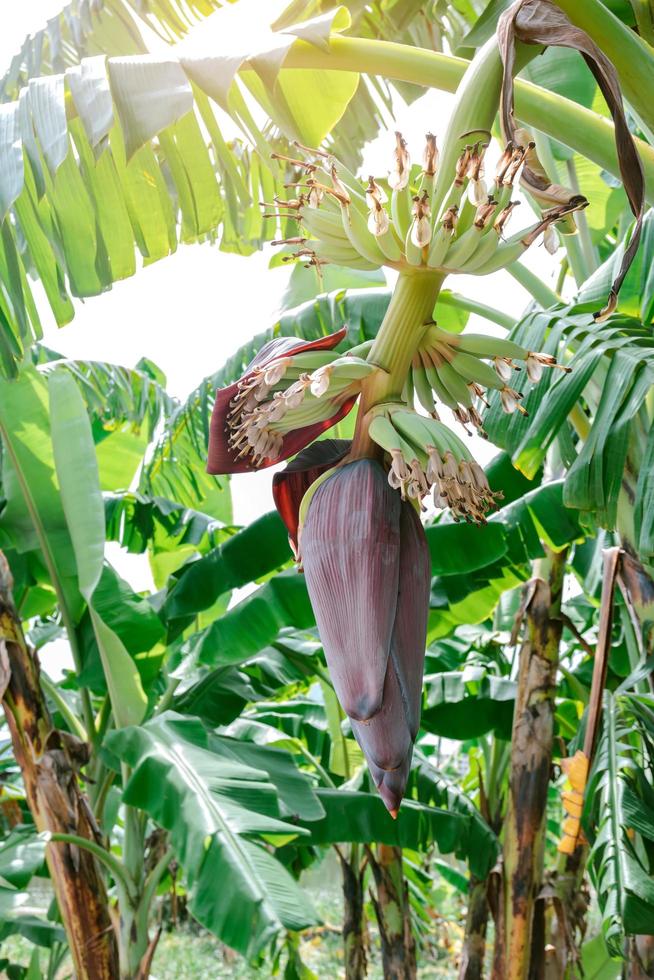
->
[2,3,561,612]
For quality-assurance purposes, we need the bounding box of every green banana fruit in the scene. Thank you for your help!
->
[420,353,458,410]
[411,363,437,415]
[460,228,500,273]
[455,333,528,360]
[446,348,505,391]
[442,223,485,270]
[340,204,387,267]
[391,184,412,241]
[368,413,419,469]
[427,221,454,269]
[433,357,474,407]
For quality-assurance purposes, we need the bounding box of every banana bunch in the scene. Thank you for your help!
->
[367,404,503,523]
[225,348,375,466]
[263,135,588,277]
[406,323,570,436]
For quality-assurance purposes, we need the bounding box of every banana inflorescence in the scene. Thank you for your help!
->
[224,347,375,466]
[263,132,588,279]
[208,127,583,816]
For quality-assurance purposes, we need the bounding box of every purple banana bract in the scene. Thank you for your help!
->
[301,459,402,723]
[299,458,431,814]
[207,328,355,474]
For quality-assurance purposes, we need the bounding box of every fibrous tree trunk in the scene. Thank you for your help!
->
[368,844,416,980]
[337,845,368,980]
[497,551,566,980]
[629,935,654,978]
[459,876,490,980]
[0,552,119,979]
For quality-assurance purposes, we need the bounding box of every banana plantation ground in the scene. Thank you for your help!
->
[1,0,654,979]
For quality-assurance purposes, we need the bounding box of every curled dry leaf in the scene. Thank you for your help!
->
[497,0,645,320]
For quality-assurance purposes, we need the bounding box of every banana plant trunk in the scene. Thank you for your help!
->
[0,552,119,979]
[629,935,654,977]
[459,877,490,980]
[497,550,566,980]
[618,549,654,668]
[337,844,368,979]
[368,844,416,980]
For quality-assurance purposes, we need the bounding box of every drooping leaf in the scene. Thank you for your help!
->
[0,366,83,622]
[48,367,147,727]
[162,510,292,634]
[297,789,469,857]
[108,712,319,957]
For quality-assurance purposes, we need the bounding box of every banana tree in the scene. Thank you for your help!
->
[2,0,654,976]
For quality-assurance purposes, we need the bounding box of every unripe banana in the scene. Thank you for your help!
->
[432,420,473,461]
[322,356,376,380]
[434,359,474,407]
[411,364,437,415]
[427,223,454,269]
[491,181,512,211]
[391,185,412,241]
[391,410,450,456]
[306,222,362,251]
[470,228,529,275]
[312,242,380,271]
[404,223,424,267]
[340,204,386,267]
[328,161,368,214]
[417,172,436,214]
[436,179,464,220]
[456,333,528,360]
[453,194,476,238]
[402,367,415,408]
[289,351,339,370]
[376,227,404,263]
[368,413,415,462]
[442,224,485,270]
[421,354,458,410]
[301,207,351,242]
[446,348,505,390]
[347,340,374,358]
[460,228,500,272]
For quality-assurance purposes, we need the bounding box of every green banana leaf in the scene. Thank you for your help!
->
[483,302,654,558]
[162,510,293,634]
[585,693,654,956]
[0,366,83,623]
[422,668,515,741]
[107,712,319,957]
[48,367,147,726]
[296,789,467,855]
[0,6,358,374]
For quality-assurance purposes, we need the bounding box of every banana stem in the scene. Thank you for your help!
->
[438,291,515,330]
[351,272,444,457]
[530,130,586,287]
[565,158,600,276]
[507,261,561,308]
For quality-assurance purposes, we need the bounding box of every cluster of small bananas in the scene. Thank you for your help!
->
[263,135,588,276]
[368,406,503,523]
[406,323,569,436]
[226,349,373,465]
